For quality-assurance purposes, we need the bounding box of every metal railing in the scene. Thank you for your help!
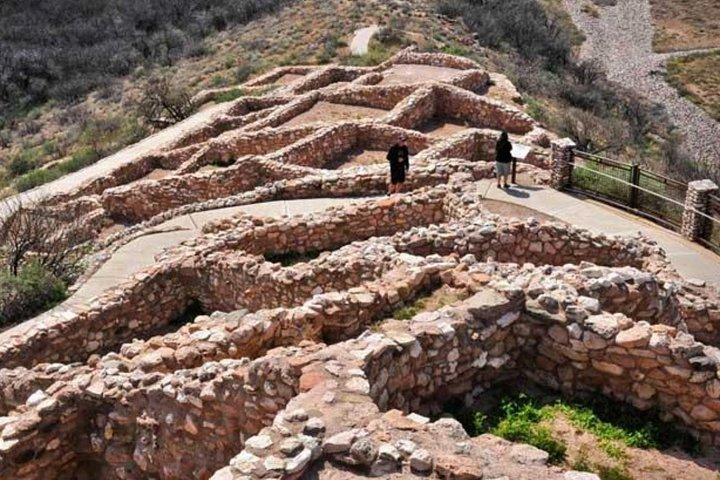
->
[567,151,688,231]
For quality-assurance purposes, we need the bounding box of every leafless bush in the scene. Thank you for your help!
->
[559,108,628,154]
[0,201,86,281]
[139,75,196,128]
[570,59,604,85]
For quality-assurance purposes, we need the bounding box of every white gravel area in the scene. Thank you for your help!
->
[563,0,720,175]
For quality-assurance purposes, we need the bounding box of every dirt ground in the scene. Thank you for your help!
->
[486,73,524,107]
[649,0,720,51]
[138,168,174,182]
[196,165,223,173]
[327,148,387,169]
[468,383,720,480]
[379,64,463,85]
[552,415,720,480]
[274,73,306,85]
[418,117,471,138]
[282,101,389,127]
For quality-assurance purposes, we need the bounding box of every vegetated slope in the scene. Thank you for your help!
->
[667,52,720,123]
[0,0,709,196]
[0,0,293,194]
[436,0,708,182]
[649,0,720,52]
[0,0,467,196]
[0,0,292,111]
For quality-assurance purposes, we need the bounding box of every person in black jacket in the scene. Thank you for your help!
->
[387,134,410,194]
[495,130,513,189]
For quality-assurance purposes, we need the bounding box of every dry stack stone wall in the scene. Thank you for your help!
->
[2,48,720,480]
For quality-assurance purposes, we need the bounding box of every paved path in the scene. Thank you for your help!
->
[75,185,720,305]
[0,102,231,212]
[351,25,380,56]
[480,180,720,288]
[71,197,371,304]
[562,0,720,174]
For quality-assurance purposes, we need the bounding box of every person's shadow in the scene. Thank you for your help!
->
[499,186,530,198]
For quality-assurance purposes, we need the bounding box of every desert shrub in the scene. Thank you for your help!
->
[317,33,342,64]
[7,147,41,177]
[211,74,229,87]
[235,64,255,83]
[214,89,247,103]
[0,261,68,326]
[60,147,99,174]
[0,203,85,278]
[342,41,395,67]
[376,16,408,46]
[436,0,572,69]
[0,201,89,325]
[139,75,196,127]
[14,168,61,192]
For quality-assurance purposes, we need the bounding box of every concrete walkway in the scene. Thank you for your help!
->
[480,180,720,288]
[75,184,720,306]
[351,25,380,56]
[71,197,371,304]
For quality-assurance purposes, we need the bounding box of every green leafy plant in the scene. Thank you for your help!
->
[453,390,700,474]
[214,89,247,103]
[0,260,68,327]
[489,395,567,464]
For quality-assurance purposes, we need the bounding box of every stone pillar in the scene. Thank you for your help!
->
[550,138,577,190]
[681,179,719,241]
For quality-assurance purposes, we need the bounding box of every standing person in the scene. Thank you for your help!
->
[387,134,410,194]
[495,130,513,189]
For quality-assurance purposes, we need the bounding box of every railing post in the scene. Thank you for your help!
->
[550,138,577,190]
[629,163,640,208]
[681,179,719,242]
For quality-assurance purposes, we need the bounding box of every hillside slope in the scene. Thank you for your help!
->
[0,0,472,195]
[0,0,714,196]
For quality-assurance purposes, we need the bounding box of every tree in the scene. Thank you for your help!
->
[138,75,195,128]
[0,200,85,280]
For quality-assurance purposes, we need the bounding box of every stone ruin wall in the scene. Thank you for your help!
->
[3,48,720,480]
[3,190,720,479]
[34,47,553,249]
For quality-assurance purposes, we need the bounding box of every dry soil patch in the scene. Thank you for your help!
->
[551,415,720,480]
[418,117,471,138]
[274,73,306,85]
[379,64,463,85]
[282,101,389,127]
[480,199,562,224]
[327,148,387,169]
[138,168,174,182]
[649,0,720,51]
